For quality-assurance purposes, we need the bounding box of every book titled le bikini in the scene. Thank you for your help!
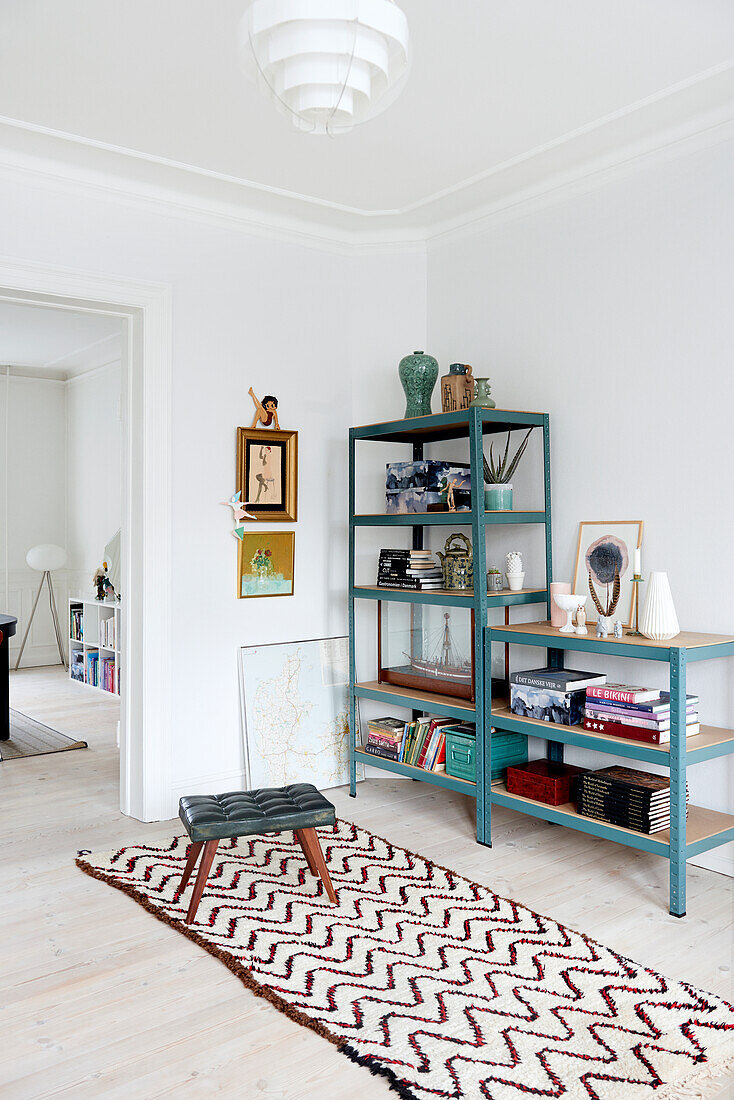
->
[586,683,659,704]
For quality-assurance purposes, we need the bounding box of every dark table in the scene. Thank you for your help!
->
[0,615,18,742]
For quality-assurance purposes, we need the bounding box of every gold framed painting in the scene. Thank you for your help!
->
[572,520,644,626]
[236,427,298,522]
[238,530,295,599]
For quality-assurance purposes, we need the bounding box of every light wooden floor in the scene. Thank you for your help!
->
[2,667,733,1099]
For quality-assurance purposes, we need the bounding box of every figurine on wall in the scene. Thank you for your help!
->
[249,387,280,430]
[221,489,256,540]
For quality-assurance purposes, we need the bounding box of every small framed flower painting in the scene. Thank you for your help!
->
[238,531,295,598]
[572,520,644,626]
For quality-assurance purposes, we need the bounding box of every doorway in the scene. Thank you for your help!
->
[2,301,124,770]
[0,263,172,821]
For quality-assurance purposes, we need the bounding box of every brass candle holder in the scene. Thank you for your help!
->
[628,574,644,636]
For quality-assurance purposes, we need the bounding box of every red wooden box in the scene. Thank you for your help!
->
[506,759,586,806]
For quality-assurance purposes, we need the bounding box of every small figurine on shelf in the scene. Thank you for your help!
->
[575,604,587,635]
[92,564,109,601]
[446,478,459,512]
[596,617,609,638]
[613,619,623,638]
[249,388,280,430]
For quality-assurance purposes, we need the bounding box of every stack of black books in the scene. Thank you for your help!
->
[377,549,443,589]
[576,765,689,834]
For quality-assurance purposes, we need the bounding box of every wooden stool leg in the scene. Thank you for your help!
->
[296,828,336,903]
[185,839,219,924]
[295,829,318,875]
[178,840,204,894]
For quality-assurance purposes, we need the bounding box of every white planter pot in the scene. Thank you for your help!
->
[506,571,525,592]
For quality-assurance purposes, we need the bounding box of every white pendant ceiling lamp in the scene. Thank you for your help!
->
[238,0,410,135]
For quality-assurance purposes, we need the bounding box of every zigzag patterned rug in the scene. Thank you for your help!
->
[77,820,734,1099]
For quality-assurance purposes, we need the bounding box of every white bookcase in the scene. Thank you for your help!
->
[68,598,121,696]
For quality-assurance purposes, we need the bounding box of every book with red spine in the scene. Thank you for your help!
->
[416,720,439,769]
[431,733,447,772]
[582,716,700,744]
[584,707,698,731]
[586,683,659,704]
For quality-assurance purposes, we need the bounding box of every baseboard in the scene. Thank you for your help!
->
[167,769,247,819]
[689,847,734,879]
[11,647,66,669]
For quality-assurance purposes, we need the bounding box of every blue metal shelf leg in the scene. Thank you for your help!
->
[669,647,687,916]
[348,431,357,797]
[469,409,490,846]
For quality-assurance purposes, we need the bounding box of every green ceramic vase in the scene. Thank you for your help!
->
[469,377,496,408]
[398,350,439,418]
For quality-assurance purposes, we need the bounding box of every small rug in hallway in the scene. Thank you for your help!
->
[1,709,88,761]
[77,820,734,1099]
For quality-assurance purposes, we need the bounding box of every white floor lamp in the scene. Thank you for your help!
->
[14,544,68,671]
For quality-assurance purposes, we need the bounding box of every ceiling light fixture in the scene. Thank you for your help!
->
[238,0,410,136]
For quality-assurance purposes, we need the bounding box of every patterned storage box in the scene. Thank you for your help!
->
[386,460,471,515]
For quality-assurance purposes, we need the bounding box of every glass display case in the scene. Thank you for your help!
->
[377,602,475,700]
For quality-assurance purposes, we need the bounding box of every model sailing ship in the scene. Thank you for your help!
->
[404,612,471,684]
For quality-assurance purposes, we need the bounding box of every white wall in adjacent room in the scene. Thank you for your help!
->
[0,373,67,665]
[0,170,387,802]
[427,133,734,874]
[66,361,122,583]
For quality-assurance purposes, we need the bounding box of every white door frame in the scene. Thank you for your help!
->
[0,257,173,821]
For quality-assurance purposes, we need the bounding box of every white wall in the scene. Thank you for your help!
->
[66,361,122,582]
[0,171,429,805]
[427,133,734,874]
[0,373,69,665]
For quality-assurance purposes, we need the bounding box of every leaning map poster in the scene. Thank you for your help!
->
[239,636,362,791]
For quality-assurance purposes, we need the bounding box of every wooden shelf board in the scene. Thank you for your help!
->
[351,409,546,442]
[355,680,477,713]
[354,750,477,790]
[354,511,547,523]
[490,783,734,848]
[492,620,734,650]
[355,585,547,599]
[491,707,734,758]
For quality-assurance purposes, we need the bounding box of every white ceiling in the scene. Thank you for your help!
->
[0,1,733,234]
[0,301,122,379]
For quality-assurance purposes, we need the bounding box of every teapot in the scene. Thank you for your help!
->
[437,532,473,590]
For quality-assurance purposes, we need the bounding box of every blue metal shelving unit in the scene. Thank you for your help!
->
[487,621,734,916]
[347,406,552,847]
[348,408,734,917]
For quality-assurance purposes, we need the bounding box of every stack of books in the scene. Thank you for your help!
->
[509,667,607,726]
[576,765,689,834]
[584,683,700,744]
[377,549,443,590]
[363,715,451,772]
[363,717,406,758]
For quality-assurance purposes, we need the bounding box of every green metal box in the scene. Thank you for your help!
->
[445,726,528,784]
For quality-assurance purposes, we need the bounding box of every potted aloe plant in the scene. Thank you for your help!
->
[483,428,533,511]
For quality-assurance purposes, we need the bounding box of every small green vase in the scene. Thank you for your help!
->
[398,350,439,418]
[469,377,496,409]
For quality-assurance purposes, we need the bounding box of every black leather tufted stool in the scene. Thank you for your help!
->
[177,783,337,923]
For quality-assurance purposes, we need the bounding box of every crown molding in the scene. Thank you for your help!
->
[0,61,731,248]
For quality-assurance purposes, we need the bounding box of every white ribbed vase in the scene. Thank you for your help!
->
[639,571,680,640]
